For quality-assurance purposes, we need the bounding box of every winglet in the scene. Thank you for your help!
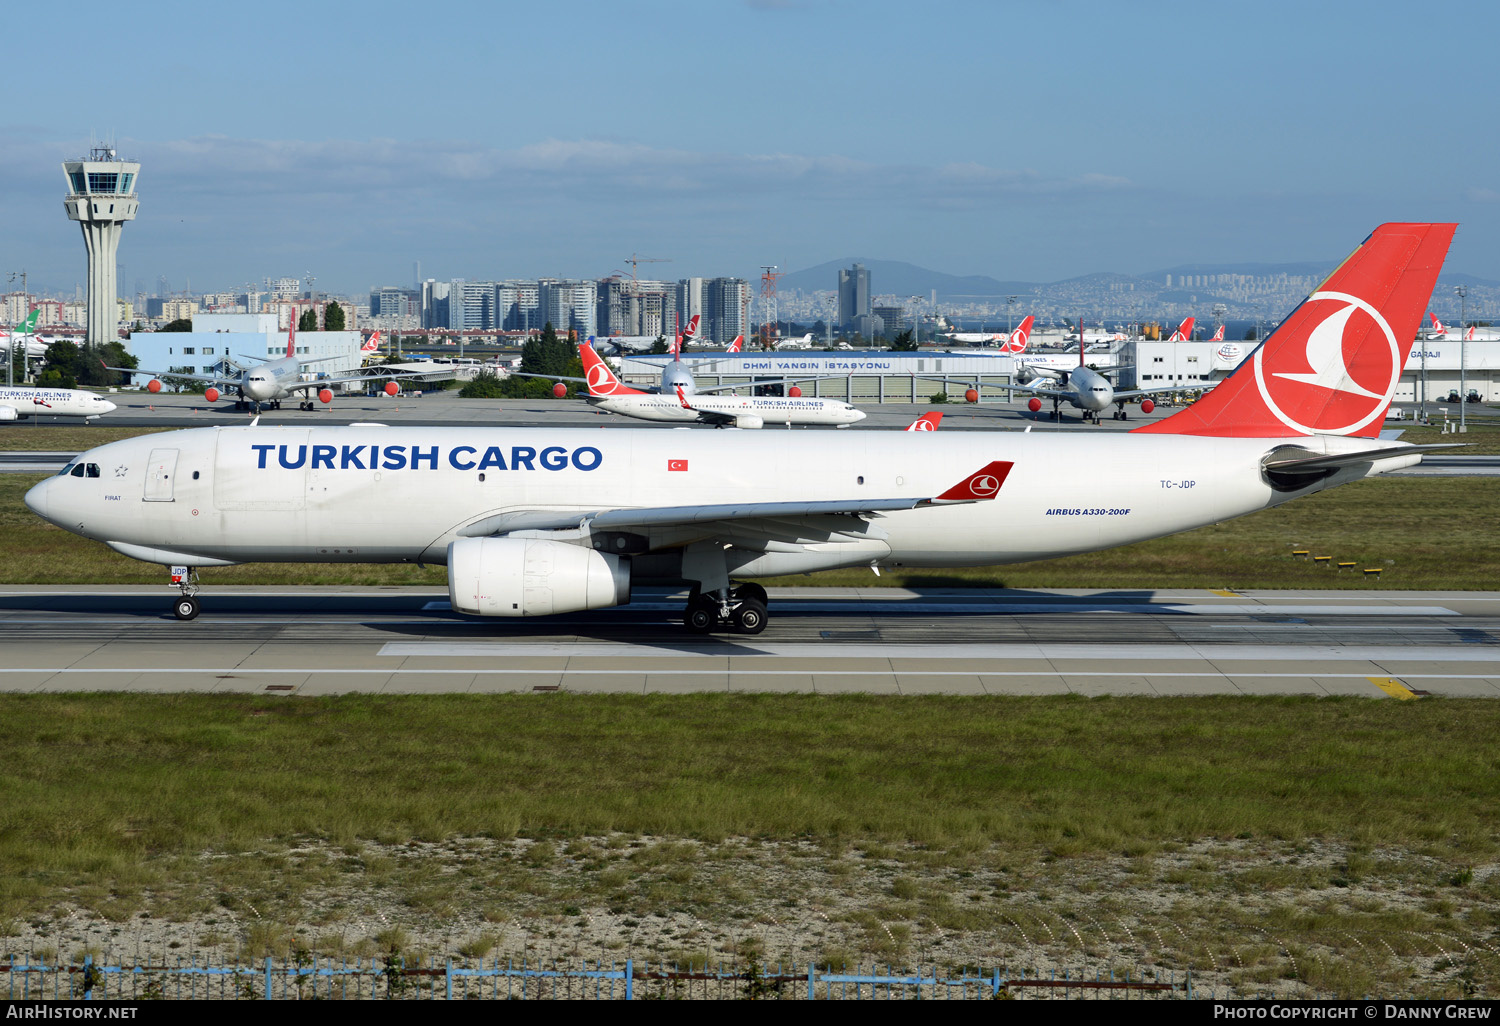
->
[930,460,1013,503]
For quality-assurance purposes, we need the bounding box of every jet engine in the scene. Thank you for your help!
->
[318,388,333,404]
[446,537,630,617]
[0,407,17,421]
[1027,397,1042,412]
[733,414,764,429]
[204,387,220,403]
[1140,398,1155,414]
[384,381,400,397]
[147,379,162,393]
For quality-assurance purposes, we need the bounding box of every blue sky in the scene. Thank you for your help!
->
[3,0,1498,297]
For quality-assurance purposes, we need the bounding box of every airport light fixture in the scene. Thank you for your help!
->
[1007,295,1018,337]
[1456,284,1468,433]
[908,296,922,344]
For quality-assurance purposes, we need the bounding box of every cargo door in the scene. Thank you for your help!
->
[142,449,178,502]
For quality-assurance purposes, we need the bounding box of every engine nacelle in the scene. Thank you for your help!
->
[0,406,17,422]
[1140,398,1155,414]
[447,537,630,617]
[318,388,333,404]
[964,388,979,404]
[384,381,400,397]
[733,414,764,429]
[1027,397,1042,412]
[788,385,802,397]
[146,379,162,394]
[204,387,220,403]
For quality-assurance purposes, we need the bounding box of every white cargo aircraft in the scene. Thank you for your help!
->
[577,342,864,429]
[27,223,1457,637]
[111,323,407,413]
[0,386,116,421]
[940,316,1035,348]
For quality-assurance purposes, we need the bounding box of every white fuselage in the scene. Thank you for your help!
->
[239,356,310,402]
[25,425,1406,578]
[0,386,116,421]
[587,392,865,427]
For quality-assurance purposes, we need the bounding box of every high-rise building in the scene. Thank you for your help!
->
[676,277,707,336]
[496,281,540,332]
[872,305,905,339]
[62,146,140,343]
[837,263,871,327]
[705,278,750,344]
[370,287,419,319]
[538,280,597,339]
[421,280,450,329]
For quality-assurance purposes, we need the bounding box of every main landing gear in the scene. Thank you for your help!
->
[684,583,769,635]
[171,566,201,620]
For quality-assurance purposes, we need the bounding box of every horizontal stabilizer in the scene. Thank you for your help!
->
[1262,443,1465,474]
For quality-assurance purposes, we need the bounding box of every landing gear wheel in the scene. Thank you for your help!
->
[730,598,767,635]
[685,596,719,634]
[250,401,261,415]
[733,583,768,607]
[174,596,201,621]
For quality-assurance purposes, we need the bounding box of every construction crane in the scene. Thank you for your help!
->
[623,254,670,282]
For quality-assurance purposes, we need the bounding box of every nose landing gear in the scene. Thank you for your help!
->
[170,566,201,620]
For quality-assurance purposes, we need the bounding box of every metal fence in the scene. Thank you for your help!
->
[2,955,1193,1000]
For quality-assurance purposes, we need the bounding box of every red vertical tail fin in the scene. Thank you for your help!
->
[1135,223,1457,438]
[287,321,296,359]
[579,341,644,396]
[1002,315,1034,354]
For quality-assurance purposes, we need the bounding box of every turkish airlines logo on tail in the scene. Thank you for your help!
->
[1253,291,1400,435]
[362,330,382,353]
[1168,317,1195,342]
[727,335,743,353]
[1000,316,1034,354]
[906,412,943,431]
[580,343,632,396]
[1210,324,1224,343]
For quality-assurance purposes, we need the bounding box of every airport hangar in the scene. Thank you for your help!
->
[621,339,1500,405]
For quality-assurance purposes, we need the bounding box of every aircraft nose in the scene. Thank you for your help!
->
[24,478,49,520]
[101,400,117,413]
[849,407,867,421]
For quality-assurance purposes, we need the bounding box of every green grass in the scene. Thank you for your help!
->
[4,471,1494,588]
[2,693,1498,885]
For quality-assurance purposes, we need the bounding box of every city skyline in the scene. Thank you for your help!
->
[3,1,1499,297]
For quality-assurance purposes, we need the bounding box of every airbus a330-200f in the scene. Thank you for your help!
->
[28,223,1457,636]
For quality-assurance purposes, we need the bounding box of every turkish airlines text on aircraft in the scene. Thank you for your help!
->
[28,223,1456,635]
[0,386,116,421]
[111,324,408,413]
[577,343,864,429]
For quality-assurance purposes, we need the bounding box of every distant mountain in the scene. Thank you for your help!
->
[1141,261,1335,281]
[778,258,1039,298]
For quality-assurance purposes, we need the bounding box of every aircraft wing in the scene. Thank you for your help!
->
[282,369,435,392]
[509,372,587,384]
[457,460,1015,541]
[1005,380,1077,401]
[103,364,237,386]
[1110,384,1210,401]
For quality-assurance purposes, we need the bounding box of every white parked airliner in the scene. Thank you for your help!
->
[111,323,409,413]
[577,342,864,429]
[0,386,116,421]
[26,223,1457,636]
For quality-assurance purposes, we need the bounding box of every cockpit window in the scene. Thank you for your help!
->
[63,463,100,478]
[70,464,85,477]
[86,464,100,478]
[57,462,76,477]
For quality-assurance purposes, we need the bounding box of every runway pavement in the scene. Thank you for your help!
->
[1,585,1497,698]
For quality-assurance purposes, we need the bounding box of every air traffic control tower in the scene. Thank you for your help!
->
[62,147,139,344]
